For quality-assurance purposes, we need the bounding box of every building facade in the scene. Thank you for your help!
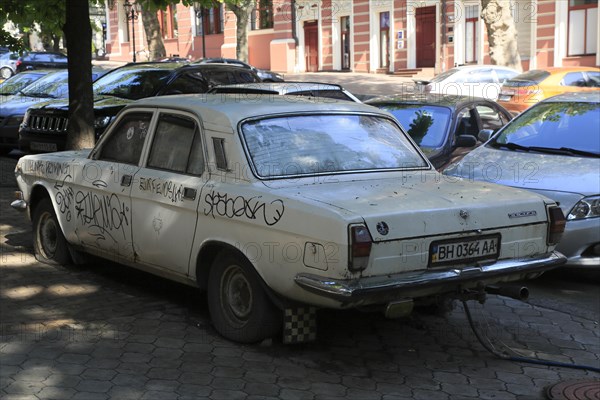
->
[103,0,599,73]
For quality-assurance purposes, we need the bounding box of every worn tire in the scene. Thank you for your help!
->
[207,251,281,343]
[32,198,71,265]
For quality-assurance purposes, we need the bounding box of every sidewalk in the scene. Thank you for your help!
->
[1,154,599,399]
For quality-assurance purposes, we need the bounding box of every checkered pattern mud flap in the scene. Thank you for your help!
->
[283,307,317,344]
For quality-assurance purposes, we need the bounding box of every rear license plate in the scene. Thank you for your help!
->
[30,142,57,152]
[429,234,500,267]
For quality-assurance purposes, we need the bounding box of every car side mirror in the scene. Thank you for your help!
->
[478,129,494,142]
[455,135,477,148]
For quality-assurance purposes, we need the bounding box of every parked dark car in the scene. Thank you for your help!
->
[0,68,108,154]
[366,94,513,170]
[197,58,284,82]
[15,51,68,73]
[209,82,361,102]
[0,70,54,99]
[19,62,261,153]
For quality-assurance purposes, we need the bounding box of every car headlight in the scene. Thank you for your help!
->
[94,116,114,129]
[567,195,600,220]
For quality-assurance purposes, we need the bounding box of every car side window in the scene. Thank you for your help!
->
[561,72,586,87]
[476,105,505,131]
[98,112,152,165]
[164,72,209,94]
[147,113,205,175]
[586,71,600,87]
[455,108,479,137]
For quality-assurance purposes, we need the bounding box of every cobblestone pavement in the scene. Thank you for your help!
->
[1,151,599,400]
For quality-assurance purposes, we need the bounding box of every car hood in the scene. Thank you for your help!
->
[444,146,600,196]
[0,95,55,116]
[275,175,552,242]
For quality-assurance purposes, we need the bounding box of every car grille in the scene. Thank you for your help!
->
[28,115,68,133]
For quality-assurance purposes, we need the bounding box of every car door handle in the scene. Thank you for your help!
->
[121,175,132,187]
[183,187,197,200]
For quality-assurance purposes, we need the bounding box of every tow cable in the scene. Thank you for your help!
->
[462,297,600,374]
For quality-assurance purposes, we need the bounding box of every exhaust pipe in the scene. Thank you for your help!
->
[485,285,529,301]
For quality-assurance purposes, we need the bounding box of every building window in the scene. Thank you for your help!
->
[251,0,274,30]
[465,5,479,63]
[159,4,178,39]
[379,12,390,68]
[195,4,224,35]
[568,0,598,56]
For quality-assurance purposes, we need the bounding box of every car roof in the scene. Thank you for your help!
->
[213,82,344,93]
[365,93,491,109]
[542,92,600,103]
[451,64,518,71]
[538,66,600,73]
[131,94,390,130]
[113,61,248,73]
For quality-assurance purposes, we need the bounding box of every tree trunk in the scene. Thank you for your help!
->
[64,0,95,150]
[226,0,254,62]
[481,0,522,71]
[141,9,166,61]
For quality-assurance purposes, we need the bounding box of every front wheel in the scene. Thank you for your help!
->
[32,198,71,265]
[207,252,281,343]
[0,67,13,79]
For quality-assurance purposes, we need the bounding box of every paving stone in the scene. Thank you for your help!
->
[111,373,148,388]
[440,382,479,398]
[71,392,109,400]
[52,362,87,375]
[244,371,277,384]
[177,371,213,385]
[75,379,113,393]
[277,377,313,390]
[145,367,181,380]
[211,377,245,390]
[345,388,383,400]
[244,382,281,396]
[177,383,212,397]
[121,352,154,363]
[413,388,450,400]
[116,362,152,375]
[107,385,145,399]
[37,386,77,399]
[279,388,315,400]
[376,382,413,397]
[57,353,91,365]
[145,378,180,391]
[152,347,183,359]
[309,382,346,397]
[141,390,179,400]
[3,381,45,395]
[207,389,246,400]
[42,374,82,388]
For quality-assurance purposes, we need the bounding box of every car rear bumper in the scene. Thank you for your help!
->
[294,251,566,303]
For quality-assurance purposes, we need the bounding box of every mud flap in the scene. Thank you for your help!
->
[282,306,317,344]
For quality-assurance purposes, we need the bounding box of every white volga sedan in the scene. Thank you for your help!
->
[12,94,566,343]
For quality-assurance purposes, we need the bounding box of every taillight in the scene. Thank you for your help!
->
[16,60,21,68]
[349,224,372,271]
[547,206,566,245]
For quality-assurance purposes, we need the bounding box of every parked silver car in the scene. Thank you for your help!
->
[444,92,600,268]
[0,51,18,79]
[414,65,520,101]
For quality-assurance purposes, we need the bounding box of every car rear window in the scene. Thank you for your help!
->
[241,114,428,179]
[0,72,46,95]
[504,70,550,87]
[93,69,172,100]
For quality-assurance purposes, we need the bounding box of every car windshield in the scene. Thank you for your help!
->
[0,72,46,95]
[21,71,69,98]
[93,69,172,100]
[491,101,600,156]
[375,104,452,148]
[241,114,428,178]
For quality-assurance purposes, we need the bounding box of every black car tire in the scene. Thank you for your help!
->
[33,198,71,265]
[207,251,281,343]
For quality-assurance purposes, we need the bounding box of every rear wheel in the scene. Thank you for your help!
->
[32,198,71,265]
[207,251,281,343]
